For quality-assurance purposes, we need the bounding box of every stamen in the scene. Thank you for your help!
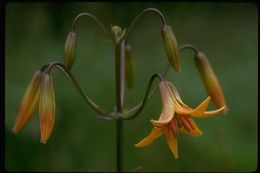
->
[185,115,195,129]
[179,115,191,131]
[176,116,182,127]
[170,119,178,137]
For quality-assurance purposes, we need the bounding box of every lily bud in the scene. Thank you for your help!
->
[39,74,56,144]
[125,42,135,88]
[111,25,125,44]
[13,70,44,133]
[64,31,77,70]
[194,52,228,113]
[161,24,180,72]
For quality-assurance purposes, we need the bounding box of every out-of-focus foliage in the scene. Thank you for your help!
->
[5,2,257,172]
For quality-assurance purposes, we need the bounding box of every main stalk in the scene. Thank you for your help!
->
[115,39,126,172]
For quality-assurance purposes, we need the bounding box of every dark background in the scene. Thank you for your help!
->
[5,2,257,172]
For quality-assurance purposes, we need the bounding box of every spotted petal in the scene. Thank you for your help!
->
[135,127,164,147]
[165,127,178,159]
[193,106,226,118]
[192,96,211,116]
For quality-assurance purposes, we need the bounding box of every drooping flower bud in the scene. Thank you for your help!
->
[161,24,180,72]
[39,74,56,144]
[125,42,135,89]
[13,70,44,133]
[111,25,125,44]
[64,31,77,70]
[194,52,228,113]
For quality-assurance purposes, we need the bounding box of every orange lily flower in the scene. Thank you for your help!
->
[135,80,226,159]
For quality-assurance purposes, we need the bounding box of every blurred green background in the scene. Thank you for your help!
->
[5,2,257,172]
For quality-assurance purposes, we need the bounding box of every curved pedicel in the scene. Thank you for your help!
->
[43,61,118,119]
[122,73,164,120]
[123,8,166,39]
[71,12,111,39]
[172,44,227,112]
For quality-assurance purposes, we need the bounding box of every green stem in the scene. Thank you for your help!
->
[123,8,166,39]
[115,40,126,110]
[116,119,123,172]
[123,44,199,118]
[71,12,112,40]
[115,39,126,172]
[162,44,199,76]
[43,61,116,119]
[179,44,199,53]
[121,73,164,120]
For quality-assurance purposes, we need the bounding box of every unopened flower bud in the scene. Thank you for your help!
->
[125,42,135,88]
[64,31,77,70]
[111,25,125,44]
[194,52,228,113]
[39,74,56,144]
[161,24,180,72]
[13,70,44,133]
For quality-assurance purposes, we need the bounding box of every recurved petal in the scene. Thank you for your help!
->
[193,106,226,118]
[39,74,55,144]
[165,127,178,159]
[135,127,164,147]
[166,81,223,118]
[150,117,173,127]
[191,96,211,116]
[173,95,210,116]
[13,70,43,133]
[179,116,202,137]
